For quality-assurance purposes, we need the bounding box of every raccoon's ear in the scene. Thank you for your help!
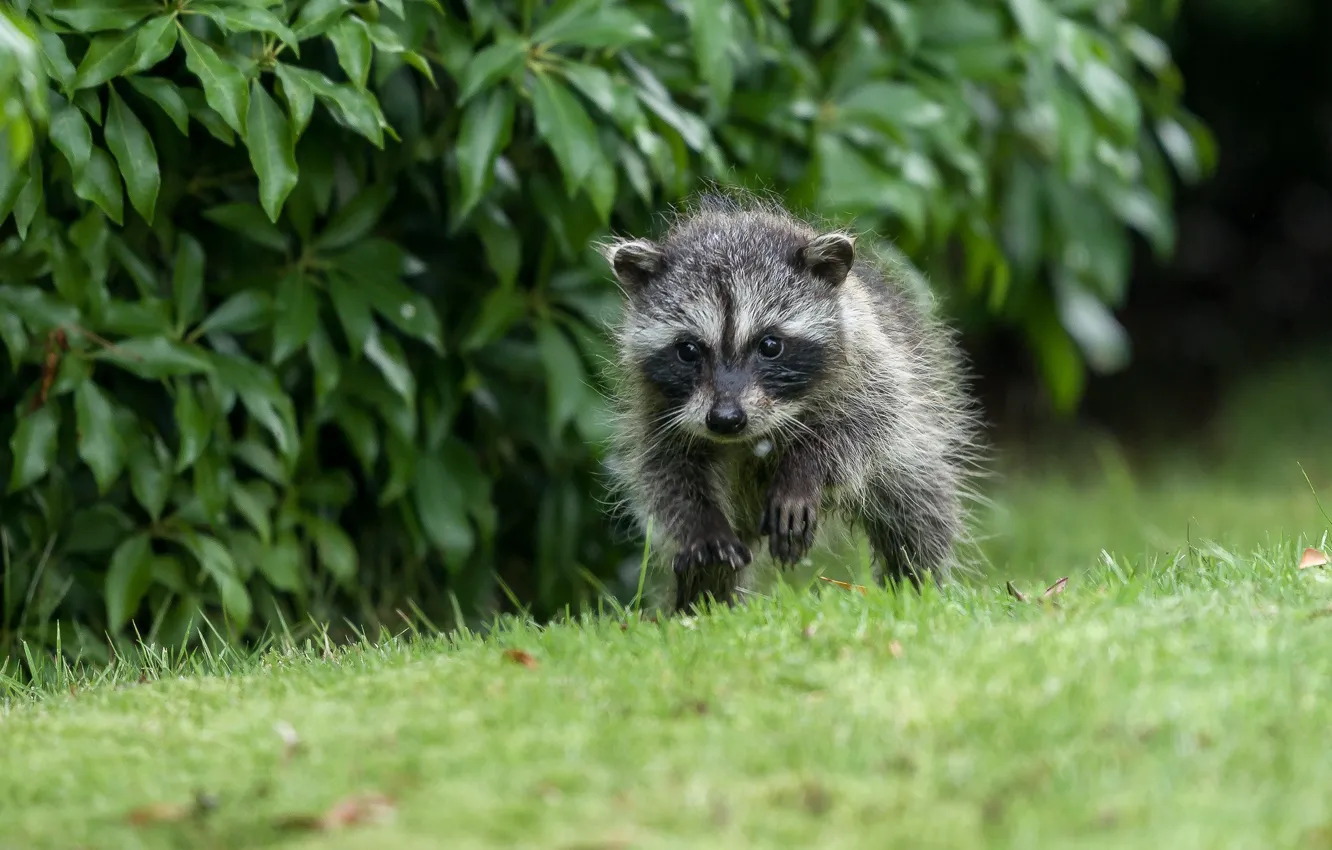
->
[799,232,856,287]
[601,239,665,291]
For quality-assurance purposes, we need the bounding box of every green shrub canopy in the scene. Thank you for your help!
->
[0,0,1209,664]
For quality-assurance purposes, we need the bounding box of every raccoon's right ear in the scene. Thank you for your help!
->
[600,239,666,292]
[799,232,856,287]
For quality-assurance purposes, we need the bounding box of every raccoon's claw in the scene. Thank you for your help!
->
[762,498,817,567]
[673,534,752,575]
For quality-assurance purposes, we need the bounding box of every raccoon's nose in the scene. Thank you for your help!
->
[706,403,748,435]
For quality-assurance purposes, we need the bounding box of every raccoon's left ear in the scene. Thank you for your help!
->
[599,238,665,292]
[799,232,856,287]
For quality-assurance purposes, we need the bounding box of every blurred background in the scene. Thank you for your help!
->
[0,0,1329,674]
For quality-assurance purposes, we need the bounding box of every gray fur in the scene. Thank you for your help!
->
[597,189,984,614]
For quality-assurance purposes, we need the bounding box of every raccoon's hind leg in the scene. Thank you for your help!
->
[863,472,961,590]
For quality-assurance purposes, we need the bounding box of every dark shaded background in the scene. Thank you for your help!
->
[972,0,1332,445]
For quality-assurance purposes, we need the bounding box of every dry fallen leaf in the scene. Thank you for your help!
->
[1299,548,1328,570]
[127,802,193,826]
[818,576,868,594]
[1042,577,1069,598]
[888,640,903,658]
[322,793,396,828]
[127,793,216,826]
[1006,581,1028,602]
[274,720,303,760]
[503,649,539,669]
[279,793,397,832]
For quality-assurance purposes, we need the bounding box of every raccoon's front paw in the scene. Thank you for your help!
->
[673,530,752,574]
[761,494,817,567]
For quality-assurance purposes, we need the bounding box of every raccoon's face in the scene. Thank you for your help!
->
[603,219,856,444]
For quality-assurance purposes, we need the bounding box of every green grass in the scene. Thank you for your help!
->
[6,354,1332,848]
[5,545,1332,849]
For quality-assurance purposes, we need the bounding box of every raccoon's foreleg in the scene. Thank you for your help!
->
[760,441,825,567]
[638,441,752,610]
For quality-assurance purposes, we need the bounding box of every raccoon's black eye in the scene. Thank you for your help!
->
[675,341,702,363]
[758,335,784,359]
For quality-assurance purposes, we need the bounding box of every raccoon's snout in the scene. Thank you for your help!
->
[706,401,748,436]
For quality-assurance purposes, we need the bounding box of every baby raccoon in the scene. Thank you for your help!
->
[599,191,981,614]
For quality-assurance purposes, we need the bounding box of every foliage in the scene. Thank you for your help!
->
[0,0,1208,667]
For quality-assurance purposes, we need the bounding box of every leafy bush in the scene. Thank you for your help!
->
[0,0,1207,666]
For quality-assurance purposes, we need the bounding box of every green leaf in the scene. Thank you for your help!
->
[558,63,617,117]
[233,439,284,484]
[231,480,274,544]
[245,81,299,222]
[196,290,274,336]
[49,0,156,32]
[75,380,126,492]
[209,352,300,462]
[363,326,414,402]
[455,86,514,219]
[272,272,317,363]
[332,240,443,351]
[685,0,731,108]
[313,185,392,251]
[37,29,78,91]
[1007,0,1056,48]
[457,39,526,103]
[174,379,211,472]
[530,70,600,193]
[535,322,585,437]
[585,153,615,222]
[281,66,386,146]
[127,76,190,135]
[195,3,299,52]
[334,402,378,475]
[71,146,124,225]
[105,533,153,630]
[533,4,651,49]
[172,234,205,331]
[180,28,249,134]
[8,405,59,493]
[275,64,315,139]
[193,445,229,525]
[181,88,235,144]
[258,533,303,592]
[100,336,215,379]
[0,153,25,227]
[0,285,80,330]
[462,287,526,351]
[328,15,372,88]
[1075,61,1140,137]
[473,205,521,289]
[413,449,473,561]
[74,30,138,88]
[177,531,252,625]
[307,323,341,405]
[836,82,945,131]
[306,515,356,582]
[292,0,349,40]
[0,313,28,364]
[202,203,288,252]
[129,437,171,520]
[105,85,160,223]
[12,163,43,240]
[49,104,93,175]
[127,15,178,74]
[327,273,373,354]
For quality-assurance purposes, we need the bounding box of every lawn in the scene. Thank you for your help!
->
[5,357,1332,849]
